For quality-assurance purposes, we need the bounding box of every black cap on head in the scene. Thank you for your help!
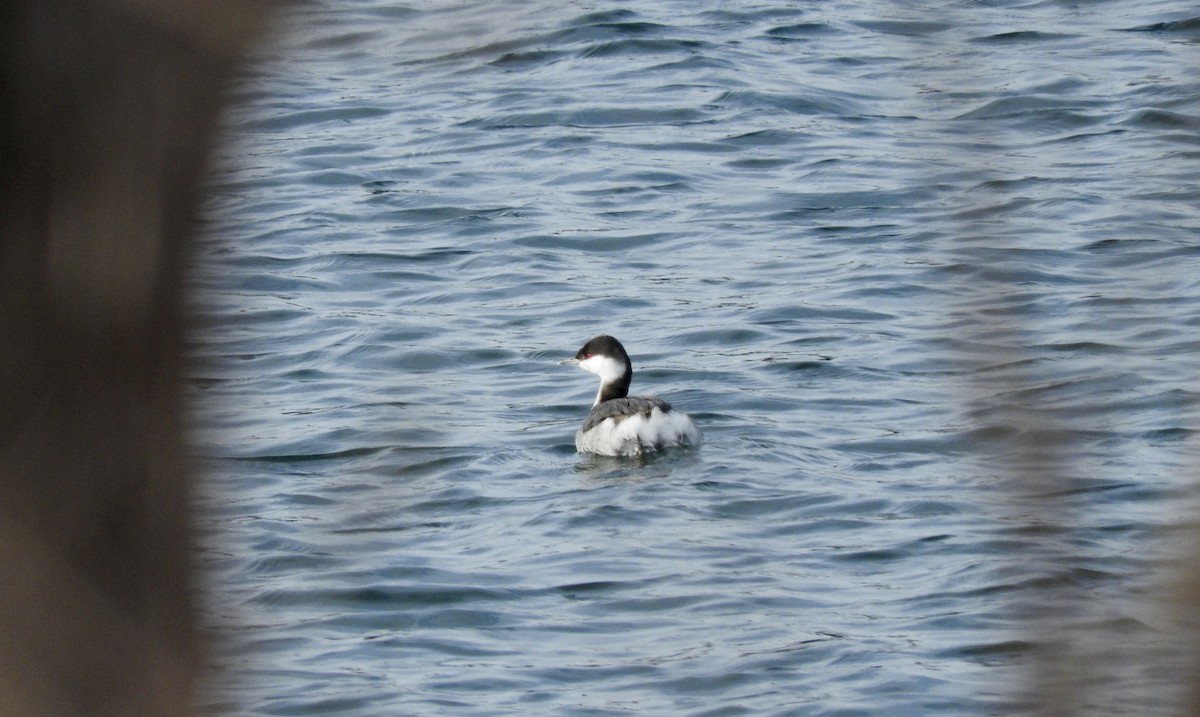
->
[570,335,634,402]
[575,335,630,362]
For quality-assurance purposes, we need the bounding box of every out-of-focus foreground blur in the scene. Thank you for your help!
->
[0,2,268,714]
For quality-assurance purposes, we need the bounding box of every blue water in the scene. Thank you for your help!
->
[191,2,1200,714]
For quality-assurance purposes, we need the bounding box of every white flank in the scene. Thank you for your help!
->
[575,406,703,457]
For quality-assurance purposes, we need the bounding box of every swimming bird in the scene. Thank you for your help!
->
[561,335,702,456]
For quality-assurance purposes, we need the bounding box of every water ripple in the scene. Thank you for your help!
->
[195,1,1200,715]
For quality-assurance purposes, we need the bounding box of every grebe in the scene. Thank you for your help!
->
[561,335,702,457]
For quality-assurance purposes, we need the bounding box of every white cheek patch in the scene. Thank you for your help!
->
[577,354,627,384]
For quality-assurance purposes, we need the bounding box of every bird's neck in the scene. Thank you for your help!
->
[594,373,631,406]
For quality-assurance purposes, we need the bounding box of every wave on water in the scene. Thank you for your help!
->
[195,1,1200,715]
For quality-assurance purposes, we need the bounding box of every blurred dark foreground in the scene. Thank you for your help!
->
[3,2,1200,717]
[0,2,269,714]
